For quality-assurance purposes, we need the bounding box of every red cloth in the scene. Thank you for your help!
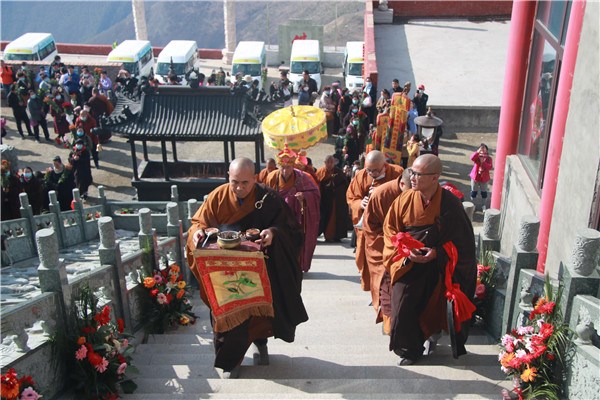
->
[442,241,476,332]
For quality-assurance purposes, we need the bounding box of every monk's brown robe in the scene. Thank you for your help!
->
[346,163,403,290]
[186,183,308,371]
[256,167,275,184]
[315,165,349,242]
[363,175,403,328]
[382,186,476,361]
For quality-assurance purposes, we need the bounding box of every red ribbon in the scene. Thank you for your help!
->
[442,241,476,332]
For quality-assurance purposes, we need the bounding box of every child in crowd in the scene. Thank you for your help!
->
[469,143,493,210]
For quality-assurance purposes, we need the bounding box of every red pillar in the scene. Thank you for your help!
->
[536,0,587,272]
[490,0,536,209]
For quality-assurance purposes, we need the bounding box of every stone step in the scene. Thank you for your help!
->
[121,393,501,400]
[123,377,509,397]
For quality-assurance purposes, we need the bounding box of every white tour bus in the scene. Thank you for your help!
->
[229,41,266,90]
[343,41,364,93]
[107,40,154,78]
[155,40,198,85]
[289,39,322,93]
[3,33,58,62]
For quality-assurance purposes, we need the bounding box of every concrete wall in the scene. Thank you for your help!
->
[545,2,600,277]
[498,156,541,259]
[276,19,324,67]
[428,105,500,133]
[381,1,512,18]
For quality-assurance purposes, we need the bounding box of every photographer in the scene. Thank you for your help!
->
[413,84,429,116]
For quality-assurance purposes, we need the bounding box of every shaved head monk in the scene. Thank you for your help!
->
[257,158,277,183]
[186,157,308,378]
[363,168,411,334]
[346,150,403,290]
[382,154,477,365]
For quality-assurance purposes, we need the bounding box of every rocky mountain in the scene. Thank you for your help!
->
[1,1,364,48]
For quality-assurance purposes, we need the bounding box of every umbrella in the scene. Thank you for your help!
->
[261,105,327,151]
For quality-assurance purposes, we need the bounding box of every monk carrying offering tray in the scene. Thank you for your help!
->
[193,239,273,333]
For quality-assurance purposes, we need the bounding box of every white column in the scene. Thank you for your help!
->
[132,0,148,41]
[222,0,237,64]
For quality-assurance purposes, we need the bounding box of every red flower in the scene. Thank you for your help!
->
[87,350,103,366]
[117,318,125,334]
[94,305,111,326]
[166,293,173,304]
[477,264,491,277]
[18,374,35,389]
[150,289,159,297]
[117,354,127,365]
[391,232,424,261]
[475,283,486,299]
[546,352,555,361]
[539,322,554,340]
[81,326,96,334]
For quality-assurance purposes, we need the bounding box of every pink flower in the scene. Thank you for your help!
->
[153,274,163,284]
[475,283,486,299]
[121,338,129,350]
[94,357,109,373]
[157,293,168,305]
[117,362,128,375]
[75,345,88,360]
[20,387,42,400]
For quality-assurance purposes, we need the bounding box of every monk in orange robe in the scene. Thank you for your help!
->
[186,157,308,378]
[346,150,403,290]
[264,145,320,273]
[382,155,477,365]
[315,154,349,242]
[256,158,276,183]
[363,168,411,334]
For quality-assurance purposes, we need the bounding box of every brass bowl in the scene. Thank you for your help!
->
[217,231,242,249]
[245,228,261,241]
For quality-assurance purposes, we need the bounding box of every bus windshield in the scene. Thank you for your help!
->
[231,63,261,77]
[123,62,139,75]
[156,62,185,76]
[4,53,36,61]
[348,62,363,76]
[290,61,320,74]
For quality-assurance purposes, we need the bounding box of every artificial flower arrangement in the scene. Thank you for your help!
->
[472,250,496,325]
[499,276,571,400]
[53,284,137,399]
[139,261,197,333]
[391,231,424,261]
[0,368,41,400]
[85,212,103,222]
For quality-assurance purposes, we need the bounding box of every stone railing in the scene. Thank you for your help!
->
[1,185,200,266]
[477,208,600,396]
[0,186,201,398]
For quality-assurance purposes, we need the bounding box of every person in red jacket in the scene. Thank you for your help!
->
[469,143,493,211]
[1,60,15,99]
[75,109,100,168]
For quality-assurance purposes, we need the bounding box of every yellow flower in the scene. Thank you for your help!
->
[77,336,86,345]
[521,366,538,382]
[143,277,155,288]
[180,315,190,325]
[177,281,186,289]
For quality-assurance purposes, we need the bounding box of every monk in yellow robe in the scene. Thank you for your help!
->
[363,168,411,334]
[382,155,477,365]
[186,157,308,378]
[346,150,403,290]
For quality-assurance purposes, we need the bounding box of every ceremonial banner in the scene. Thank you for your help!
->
[193,248,273,332]
[382,92,410,164]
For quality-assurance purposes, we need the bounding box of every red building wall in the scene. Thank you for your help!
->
[379,1,512,18]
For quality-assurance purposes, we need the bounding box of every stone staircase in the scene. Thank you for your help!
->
[120,239,512,399]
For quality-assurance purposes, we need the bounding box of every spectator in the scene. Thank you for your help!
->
[297,83,311,105]
[69,139,93,200]
[469,143,493,211]
[1,60,15,99]
[1,160,22,221]
[413,84,429,116]
[19,166,44,215]
[98,70,112,96]
[7,86,32,138]
[376,88,391,116]
[390,78,401,94]
[43,156,75,211]
[75,110,99,168]
[27,89,51,142]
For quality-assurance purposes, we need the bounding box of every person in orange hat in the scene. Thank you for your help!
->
[264,144,321,273]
